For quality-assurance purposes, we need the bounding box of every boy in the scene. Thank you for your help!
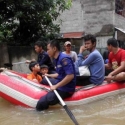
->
[27,61,42,83]
[40,65,49,76]
[40,64,58,85]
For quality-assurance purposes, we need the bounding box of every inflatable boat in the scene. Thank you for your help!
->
[0,69,125,108]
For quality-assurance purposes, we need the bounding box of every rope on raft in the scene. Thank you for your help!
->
[0,68,108,93]
[0,68,49,92]
[75,81,108,92]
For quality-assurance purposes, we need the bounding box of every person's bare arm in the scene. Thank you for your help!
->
[109,61,125,76]
[26,59,36,63]
[105,63,112,69]
[50,74,74,90]
[79,46,87,54]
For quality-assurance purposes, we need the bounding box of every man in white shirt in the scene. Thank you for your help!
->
[63,41,77,62]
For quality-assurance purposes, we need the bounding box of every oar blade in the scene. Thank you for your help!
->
[45,76,79,125]
[64,105,79,125]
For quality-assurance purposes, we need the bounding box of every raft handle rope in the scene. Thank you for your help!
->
[2,69,49,92]
[75,81,108,92]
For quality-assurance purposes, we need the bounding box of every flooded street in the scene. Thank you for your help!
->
[0,94,125,125]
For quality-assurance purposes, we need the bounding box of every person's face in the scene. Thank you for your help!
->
[84,40,95,51]
[40,68,48,75]
[32,64,40,72]
[65,44,71,51]
[34,45,42,53]
[47,44,56,58]
[107,45,112,52]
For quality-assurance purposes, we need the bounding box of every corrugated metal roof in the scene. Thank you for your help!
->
[115,27,125,34]
[62,32,84,38]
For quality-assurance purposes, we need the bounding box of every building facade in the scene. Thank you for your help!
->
[56,0,125,50]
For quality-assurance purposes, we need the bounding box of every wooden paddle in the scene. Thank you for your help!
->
[45,76,79,125]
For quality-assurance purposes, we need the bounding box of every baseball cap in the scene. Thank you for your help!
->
[64,41,71,46]
[40,65,49,69]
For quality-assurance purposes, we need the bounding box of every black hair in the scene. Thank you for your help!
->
[40,65,49,69]
[83,34,96,44]
[107,38,119,47]
[48,39,61,51]
[29,61,38,71]
[34,40,45,49]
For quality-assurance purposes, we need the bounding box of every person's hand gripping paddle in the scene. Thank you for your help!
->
[45,76,79,125]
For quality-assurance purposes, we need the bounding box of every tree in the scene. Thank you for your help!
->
[0,0,71,45]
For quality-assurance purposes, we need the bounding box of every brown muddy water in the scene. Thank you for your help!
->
[0,94,125,125]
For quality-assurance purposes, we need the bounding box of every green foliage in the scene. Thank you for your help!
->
[0,24,13,43]
[0,0,71,45]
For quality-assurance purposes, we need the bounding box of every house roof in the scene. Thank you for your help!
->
[62,32,84,38]
[115,27,125,34]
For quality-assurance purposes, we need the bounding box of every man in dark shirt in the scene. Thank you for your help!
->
[26,40,55,73]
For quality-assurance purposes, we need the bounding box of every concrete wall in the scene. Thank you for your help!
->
[81,0,115,34]
[96,36,113,48]
[115,13,125,29]
[57,0,84,33]
[57,0,115,35]
[7,46,37,73]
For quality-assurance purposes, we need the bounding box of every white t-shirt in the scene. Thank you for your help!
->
[62,51,77,62]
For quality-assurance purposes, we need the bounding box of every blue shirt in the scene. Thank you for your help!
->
[54,52,76,92]
[75,49,105,85]
[37,51,55,72]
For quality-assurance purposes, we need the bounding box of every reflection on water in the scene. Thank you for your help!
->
[0,94,125,125]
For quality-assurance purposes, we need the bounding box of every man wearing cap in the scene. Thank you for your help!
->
[63,41,77,62]
[36,40,76,111]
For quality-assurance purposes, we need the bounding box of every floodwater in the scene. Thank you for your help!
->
[1,94,125,125]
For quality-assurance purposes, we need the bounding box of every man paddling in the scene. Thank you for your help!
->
[36,40,76,111]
